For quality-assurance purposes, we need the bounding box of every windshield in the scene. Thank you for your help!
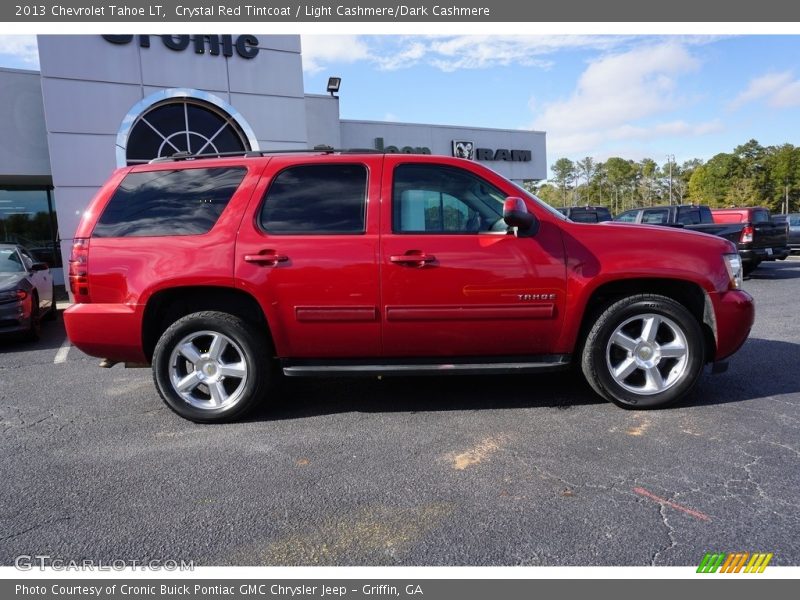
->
[0,248,24,273]
[508,182,569,220]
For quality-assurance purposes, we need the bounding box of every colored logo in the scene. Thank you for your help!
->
[697,552,773,573]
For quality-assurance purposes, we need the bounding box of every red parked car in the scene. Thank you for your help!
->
[65,150,754,422]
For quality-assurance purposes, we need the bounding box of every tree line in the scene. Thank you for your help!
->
[532,139,800,214]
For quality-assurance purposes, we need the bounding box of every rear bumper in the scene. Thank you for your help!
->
[742,246,790,262]
[64,303,147,363]
[711,289,755,361]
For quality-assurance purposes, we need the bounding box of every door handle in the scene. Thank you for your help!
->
[244,251,289,266]
[390,252,436,267]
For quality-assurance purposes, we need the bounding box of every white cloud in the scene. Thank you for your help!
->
[729,72,793,110]
[530,42,718,157]
[300,35,371,75]
[730,71,800,110]
[300,34,638,74]
[0,35,39,67]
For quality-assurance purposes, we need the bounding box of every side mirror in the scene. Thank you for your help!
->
[503,197,538,237]
[30,262,49,272]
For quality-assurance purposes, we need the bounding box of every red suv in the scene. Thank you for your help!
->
[65,151,754,422]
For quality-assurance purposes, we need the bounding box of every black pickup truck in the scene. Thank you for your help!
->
[614,204,788,274]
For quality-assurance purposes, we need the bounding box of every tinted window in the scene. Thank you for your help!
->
[642,209,669,224]
[93,167,245,237]
[789,215,800,226]
[260,164,366,234]
[676,208,701,225]
[393,164,505,233]
[569,210,599,223]
[753,210,770,224]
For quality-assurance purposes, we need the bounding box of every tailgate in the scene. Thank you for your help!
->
[752,222,787,249]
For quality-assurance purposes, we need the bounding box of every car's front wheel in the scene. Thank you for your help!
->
[152,311,271,423]
[581,294,706,409]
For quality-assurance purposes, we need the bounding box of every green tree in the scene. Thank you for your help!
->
[551,158,576,207]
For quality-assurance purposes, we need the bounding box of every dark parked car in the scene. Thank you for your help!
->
[772,213,800,253]
[712,207,790,272]
[556,206,613,223]
[0,243,56,340]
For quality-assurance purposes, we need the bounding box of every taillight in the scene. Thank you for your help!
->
[740,225,754,244]
[68,238,90,302]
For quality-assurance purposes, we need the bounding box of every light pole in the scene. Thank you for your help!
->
[667,154,675,205]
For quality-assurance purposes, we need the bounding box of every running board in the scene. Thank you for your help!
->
[282,355,571,377]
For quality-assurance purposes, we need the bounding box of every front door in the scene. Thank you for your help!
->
[380,159,567,358]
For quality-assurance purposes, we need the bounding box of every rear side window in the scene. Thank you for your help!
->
[260,164,367,234]
[677,208,701,225]
[93,167,245,237]
[641,209,669,224]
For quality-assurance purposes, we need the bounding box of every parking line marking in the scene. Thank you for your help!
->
[54,339,71,364]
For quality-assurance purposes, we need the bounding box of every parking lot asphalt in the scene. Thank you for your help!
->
[1,259,799,567]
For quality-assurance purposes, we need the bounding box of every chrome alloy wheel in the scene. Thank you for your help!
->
[168,330,248,411]
[605,313,689,396]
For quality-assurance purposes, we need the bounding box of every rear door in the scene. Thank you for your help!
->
[379,157,567,358]
[235,156,382,358]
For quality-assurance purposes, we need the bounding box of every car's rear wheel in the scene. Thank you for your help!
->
[581,294,705,409]
[25,293,41,341]
[43,284,57,321]
[152,311,271,423]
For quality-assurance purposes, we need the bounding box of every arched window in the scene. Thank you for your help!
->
[125,98,250,164]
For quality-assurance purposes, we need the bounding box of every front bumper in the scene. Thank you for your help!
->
[711,289,755,361]
[0,299,30,335]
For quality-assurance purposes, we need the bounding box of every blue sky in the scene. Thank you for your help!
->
[2,34,800,172]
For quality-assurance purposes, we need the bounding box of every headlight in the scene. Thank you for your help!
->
[0,289,27,303]
[723,253,743,290]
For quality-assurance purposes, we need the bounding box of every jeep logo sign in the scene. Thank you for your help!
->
[103,35,260,59]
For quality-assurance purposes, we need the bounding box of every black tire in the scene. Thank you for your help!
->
[43,284,57,321]
[581,294,705,409]
[24,293,41,342]
[743,261,758,277]
[152,311,272,423]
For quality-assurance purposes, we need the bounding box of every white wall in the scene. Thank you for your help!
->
[340,120,547,182]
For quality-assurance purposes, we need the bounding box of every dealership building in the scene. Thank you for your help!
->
[0,35,547,285]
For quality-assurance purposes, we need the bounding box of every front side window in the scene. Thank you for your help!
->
[260,164,367,234]
[393,164,505,234]
[93,167,245,237]
[615,211,638,223]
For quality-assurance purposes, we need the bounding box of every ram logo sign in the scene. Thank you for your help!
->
[451,141,531,162]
